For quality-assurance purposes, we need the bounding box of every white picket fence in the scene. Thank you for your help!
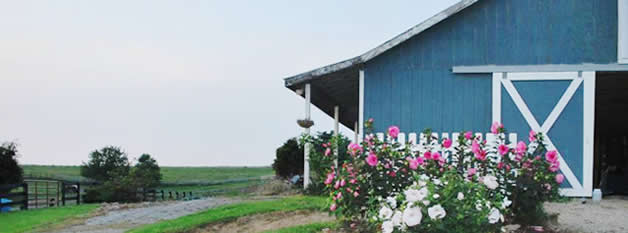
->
[373,132,519,153]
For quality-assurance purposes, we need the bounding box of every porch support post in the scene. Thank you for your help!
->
[303,83,311,189]
[354,121,359,143]
[334,105,339,170]
[358,69,365,142]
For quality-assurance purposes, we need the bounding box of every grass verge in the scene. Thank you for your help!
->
[261,221,339,233]
[0,204,98,233]
[127,195,327,233]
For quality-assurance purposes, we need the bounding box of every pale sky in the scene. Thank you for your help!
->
[0,0,458,166]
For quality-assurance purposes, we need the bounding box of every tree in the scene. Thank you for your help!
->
[0,142,23,193]
[80,146,130,182]
[272,138,304,179]
[131,154,162,189]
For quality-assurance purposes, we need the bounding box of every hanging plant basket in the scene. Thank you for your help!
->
[297,119,314,128]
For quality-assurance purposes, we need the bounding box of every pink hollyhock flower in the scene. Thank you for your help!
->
[549,160,560,172]
[497,162,504,169]
[443,138,452,148]
[368,118,374,123]
[336,192,342,200]
[388,171,396,177]
[475,150,487,161]
[515,141,527,155]
[465,131,473,140]
[529,130,536,142]
[506,165,511,171]
[409,158,420,170]
[545,150,558,163]
[535,156,541,160]
[432,152,441,161]
[330,203,337,211]
[424,151,433,160]
[334,180,340,189]
[384,163,391,169]
[388,126,400,139]
[555,174,564,184]
[350,179,357,184]
[347,143,363,156]
[366,152,378,167]
[491,122,504,134]
[340,179,346,187]
[472,140,481,154]
[498,144,509,155]
[515,154,523,161]
[324,148,331,156]
[353,191,359,197]
[468,168,477,177]
[324,173,334,185]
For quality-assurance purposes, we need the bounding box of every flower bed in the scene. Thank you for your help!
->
[319,120,563,233]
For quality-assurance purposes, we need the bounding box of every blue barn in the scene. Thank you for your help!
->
[284,0,628,197]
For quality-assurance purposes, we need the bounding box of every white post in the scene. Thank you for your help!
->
[354,121,359,143]
[303,83,311,189]
[358,69,365,142]
[334,106,339,170]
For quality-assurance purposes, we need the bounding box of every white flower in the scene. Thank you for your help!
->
[392,211,403,226]
[457,192,464,200]
[427,204,446,220]
[433,194,440,199]
[382,220,394,233]
[433,179,441,185]
[483,175,499,190]
[488,208,502,224]
[402,206,423,227]
[502,197,512,208]
[379,206,393,219]
[387,196,397,208]
[417,187,428,200]
[418,180,427,187]
[420,174,429,181]
[475,202,483,211]
[423,200,430,206]
[404,189,422,202]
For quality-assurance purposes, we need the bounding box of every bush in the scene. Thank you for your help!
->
[80,146,130,182]
[133,154,162,189]
[304,132,350,195]
[322,119,562,233]
[0,142,23,193]
[272,138,304,180]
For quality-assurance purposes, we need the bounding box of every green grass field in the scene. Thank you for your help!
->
[0,204,98,233]
[21,165,273,184]
[127,196,327,233]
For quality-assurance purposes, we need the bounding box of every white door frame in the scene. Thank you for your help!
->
[492,71,595,197]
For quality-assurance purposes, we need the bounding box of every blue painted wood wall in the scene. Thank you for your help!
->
[364,0,618,134]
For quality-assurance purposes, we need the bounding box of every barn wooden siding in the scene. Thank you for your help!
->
[363,0,617,134]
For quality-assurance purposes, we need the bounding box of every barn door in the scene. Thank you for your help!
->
[492,72,595,197]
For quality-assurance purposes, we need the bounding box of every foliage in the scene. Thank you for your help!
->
[127,195,327,233]
[272,138,304,179]
[0,204,98,233]
[80,146,130,183]
[323,119,562,233]
[133,154,162,189]
[0,142,23,193]
[303,132,351,195]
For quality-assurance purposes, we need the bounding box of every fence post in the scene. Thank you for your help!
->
[175,191,179,199]
[22,183,28,210]
[76,183,81,205]
[189,192,192,197]
[61,182,66,206]
[161,190,164,200]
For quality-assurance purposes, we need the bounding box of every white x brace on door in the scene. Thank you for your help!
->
[492,72,595,197]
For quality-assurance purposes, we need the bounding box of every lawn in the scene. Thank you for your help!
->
[0,204,98,233]
[127,195,327,233]
[261,221,338,233]
[21,165,273,184]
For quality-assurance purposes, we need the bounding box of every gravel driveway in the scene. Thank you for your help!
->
[48,197,237,233]
[545,196,628,233]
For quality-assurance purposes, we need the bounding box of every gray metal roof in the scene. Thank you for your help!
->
[283,0,479,128]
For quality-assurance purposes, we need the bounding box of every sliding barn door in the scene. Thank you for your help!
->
[492,72,595,197]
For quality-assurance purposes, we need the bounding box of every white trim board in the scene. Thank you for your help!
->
[620,0,628,64]
[493,72,595,197]
[453,64,628,73]
[358,69,365,143]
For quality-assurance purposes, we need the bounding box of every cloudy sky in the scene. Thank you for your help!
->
[0,0,458,166]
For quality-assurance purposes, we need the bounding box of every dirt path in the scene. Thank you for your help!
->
[545,196,628,233]
[193,210,335,233]
[47,197,237,233]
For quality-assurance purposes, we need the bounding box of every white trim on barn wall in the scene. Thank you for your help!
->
[619,0,628,64]
[493,71,595,197]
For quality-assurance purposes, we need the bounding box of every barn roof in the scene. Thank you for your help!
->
[283,0,479,128]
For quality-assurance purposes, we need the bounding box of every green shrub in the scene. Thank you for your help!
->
[272,138,304,180]
[80,146,130,182]
[0,142,23,193]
